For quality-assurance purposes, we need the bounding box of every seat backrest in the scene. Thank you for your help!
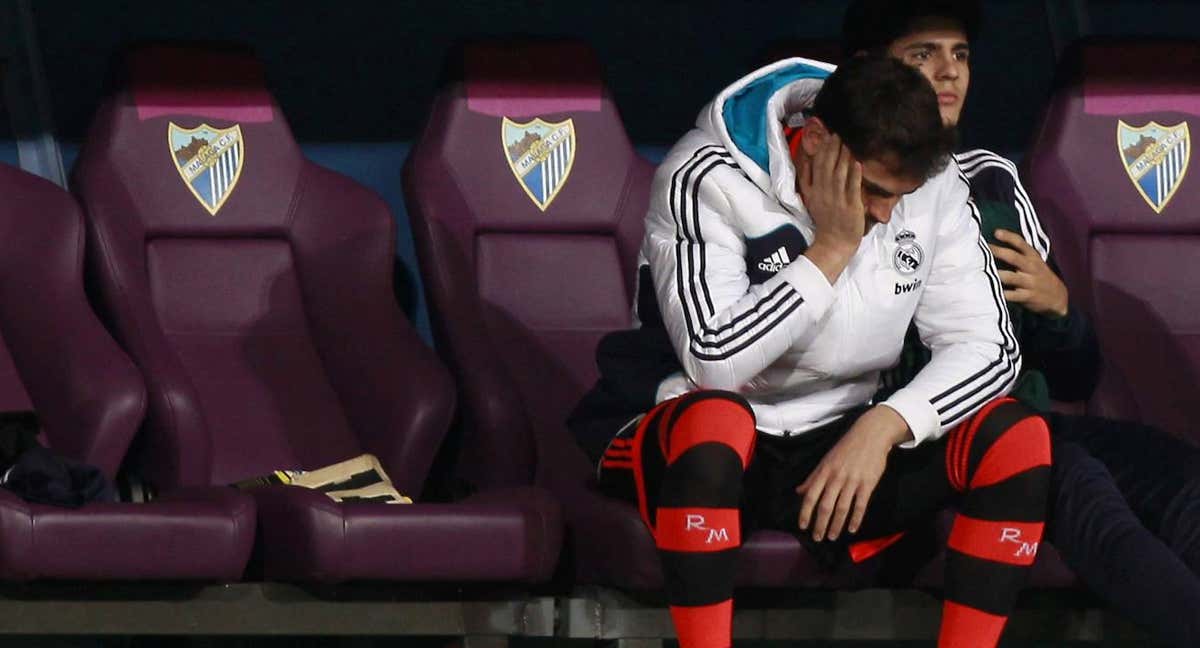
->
[0,163,145,479]
[1026,39,1200,440]
[74,46,450,492]
[405,42,654,490]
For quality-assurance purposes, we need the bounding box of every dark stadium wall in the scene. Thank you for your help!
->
[32,0,1061,150]
[8,0,1200,342]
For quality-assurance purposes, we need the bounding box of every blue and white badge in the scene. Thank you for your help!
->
[168,122,244,215]
[1118,120,1190,214]
[502,117,576,211]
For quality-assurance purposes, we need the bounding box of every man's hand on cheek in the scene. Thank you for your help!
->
[798,134,866,284]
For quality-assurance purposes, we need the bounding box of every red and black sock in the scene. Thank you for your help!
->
[647,391,756,648]
[940,398,1052,647]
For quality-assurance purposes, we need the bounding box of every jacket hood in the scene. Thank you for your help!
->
[697,57,834,214]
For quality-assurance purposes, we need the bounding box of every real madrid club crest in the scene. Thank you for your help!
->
[168,122,245,216]
[502,117,576,211]
[1118,120,1190,214]
[893,230,923,275]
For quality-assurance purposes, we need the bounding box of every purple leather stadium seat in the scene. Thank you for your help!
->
[0,163,254,581]
[1026,39,1200,443]
[71,46,561,584]
[405,41,831,590]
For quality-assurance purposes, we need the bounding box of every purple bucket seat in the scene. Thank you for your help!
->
[1026,39,1200,443]
[0,162,254,581]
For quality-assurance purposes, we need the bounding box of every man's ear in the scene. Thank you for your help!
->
[800,116,829,156]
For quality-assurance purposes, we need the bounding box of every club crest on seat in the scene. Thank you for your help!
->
[168,123,245,215]
[1118,120,1190,214]
[502,117,576,211]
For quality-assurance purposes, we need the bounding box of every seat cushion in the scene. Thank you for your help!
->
[0,487,254,581]
[253,485,563,583]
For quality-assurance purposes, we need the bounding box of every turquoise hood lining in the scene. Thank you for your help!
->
[720,62,831,174]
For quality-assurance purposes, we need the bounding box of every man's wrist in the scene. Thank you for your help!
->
[1048,300,1069,320]
[1032,300,1068,320]
[804,238,857,284]
[870,404,914,446]
[809,236,858,257]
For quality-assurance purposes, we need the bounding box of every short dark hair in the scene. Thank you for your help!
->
[809,55,956,181]
[842,0,981,57]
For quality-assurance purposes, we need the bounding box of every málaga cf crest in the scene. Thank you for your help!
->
[168,123,245,215]
[502,117,575,211]
[1118,120,1190,214]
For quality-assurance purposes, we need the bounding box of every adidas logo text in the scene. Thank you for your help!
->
[757,246,791,273]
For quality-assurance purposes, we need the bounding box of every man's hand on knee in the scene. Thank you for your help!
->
[796,405,911,541]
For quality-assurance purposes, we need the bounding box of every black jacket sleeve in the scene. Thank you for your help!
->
[958,149,1103,403]
[1019,296,1101,402]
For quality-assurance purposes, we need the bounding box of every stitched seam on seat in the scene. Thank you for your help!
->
[227,492,256,580]
[422,157,532,468]
[340,501,349,579]
[611,160,639,236]
[24,501,35,580]
[88,167,195,483]
[283,165,363,460]
[536,498,551,579]
[281,157,306,233]
[69,203,132,470]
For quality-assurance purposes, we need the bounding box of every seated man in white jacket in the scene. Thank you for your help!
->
[570,55,1049,648]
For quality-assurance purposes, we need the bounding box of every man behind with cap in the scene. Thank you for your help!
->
[840,1,1200,644]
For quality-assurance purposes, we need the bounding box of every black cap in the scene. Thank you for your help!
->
[842,0,981,57]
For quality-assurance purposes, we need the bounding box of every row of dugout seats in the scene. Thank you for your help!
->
[0,45,563,585]
[0,36,1194,610]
